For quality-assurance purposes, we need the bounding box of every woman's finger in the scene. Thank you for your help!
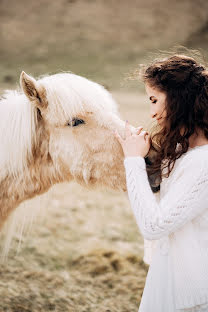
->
[135,126,143,134]
[125,120,132,138]
[144,133,149,140]
[146,134,151,142]
[140,130,148,136]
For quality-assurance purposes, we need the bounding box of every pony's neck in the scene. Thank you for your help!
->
[0,110,69,229]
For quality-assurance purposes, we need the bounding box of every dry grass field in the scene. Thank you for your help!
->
[0,90,152,312]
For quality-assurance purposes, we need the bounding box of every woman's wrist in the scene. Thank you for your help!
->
[124,152,146,158]
[124,155,146,170]
[124,153,144,158]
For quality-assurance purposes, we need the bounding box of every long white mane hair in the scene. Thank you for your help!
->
[0,91,37,178]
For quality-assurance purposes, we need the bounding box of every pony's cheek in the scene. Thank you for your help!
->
[49,130,81,166]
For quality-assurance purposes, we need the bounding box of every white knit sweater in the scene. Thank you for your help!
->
[124,145,208,309]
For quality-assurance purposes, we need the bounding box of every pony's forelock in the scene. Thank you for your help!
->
[39,73,119,125]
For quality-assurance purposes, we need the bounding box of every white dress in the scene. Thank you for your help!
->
[139,239,208,312]
[123,145,208,312]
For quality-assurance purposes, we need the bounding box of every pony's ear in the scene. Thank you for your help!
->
[20,71,47,108]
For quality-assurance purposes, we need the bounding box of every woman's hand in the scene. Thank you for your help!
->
[114,120,151,158]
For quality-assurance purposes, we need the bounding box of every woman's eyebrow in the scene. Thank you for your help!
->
[149,96,156,100]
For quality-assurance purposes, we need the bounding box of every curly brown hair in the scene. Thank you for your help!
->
[139,52,208,192]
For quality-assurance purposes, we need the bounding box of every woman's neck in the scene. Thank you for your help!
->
[188,129,208,148]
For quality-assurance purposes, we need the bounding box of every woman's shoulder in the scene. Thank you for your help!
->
[179,147,208,172]
[183,144,208,164]
[162,145,208,181]
[160,146,208,199]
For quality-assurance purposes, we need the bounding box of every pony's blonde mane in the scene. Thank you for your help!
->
[0,90,37,178]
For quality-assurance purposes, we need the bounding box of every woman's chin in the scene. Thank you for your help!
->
[157,118,165,127]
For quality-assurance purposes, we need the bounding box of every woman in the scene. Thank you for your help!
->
[114,54,208,312]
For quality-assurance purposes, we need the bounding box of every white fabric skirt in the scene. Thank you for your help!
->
[138,245,208,312]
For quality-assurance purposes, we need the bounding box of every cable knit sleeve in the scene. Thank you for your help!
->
[124,154,208,240]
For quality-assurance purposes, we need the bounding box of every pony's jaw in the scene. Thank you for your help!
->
[48,124,126,191]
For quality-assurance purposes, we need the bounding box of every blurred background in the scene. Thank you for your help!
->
[1,1,208,311]
[1,0,208,90]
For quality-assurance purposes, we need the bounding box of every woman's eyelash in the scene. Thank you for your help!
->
[152,100,157,103]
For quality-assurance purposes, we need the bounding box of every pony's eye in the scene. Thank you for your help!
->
[68,118,85,127]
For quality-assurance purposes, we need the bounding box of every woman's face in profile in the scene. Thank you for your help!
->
[145,83,167,126]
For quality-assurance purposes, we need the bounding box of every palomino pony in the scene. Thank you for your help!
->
[1,71,139,256]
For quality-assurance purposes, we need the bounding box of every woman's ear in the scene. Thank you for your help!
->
[20,71,48,109]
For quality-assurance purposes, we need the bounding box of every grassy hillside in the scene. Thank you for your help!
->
[1,0,208,89]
